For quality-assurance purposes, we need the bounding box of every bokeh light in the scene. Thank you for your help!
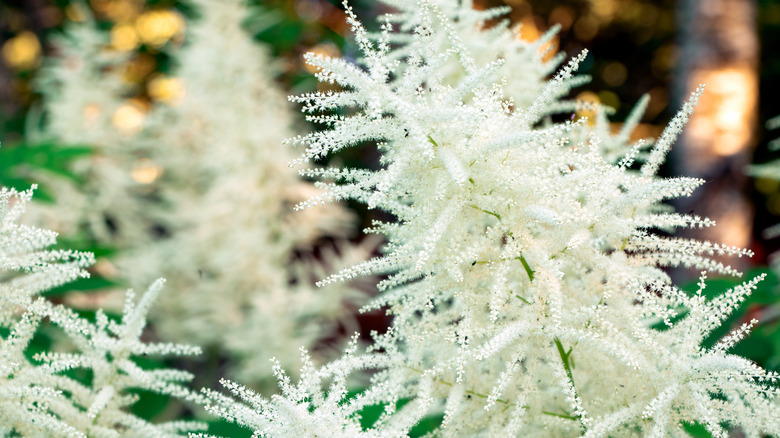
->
[2,31,41,71]
[112,100,146,134]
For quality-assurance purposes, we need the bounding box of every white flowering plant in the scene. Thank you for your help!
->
[0,185,206,437]
[26,0,372,388]
[197,1,780,437]
[1,0,779,436]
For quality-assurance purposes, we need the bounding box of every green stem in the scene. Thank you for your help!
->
[404,365,578,422]
[406,366,509,405]
[514,254,535,282]
[469,204,501,221]
[542,410,578,421]
[554,337,587,431]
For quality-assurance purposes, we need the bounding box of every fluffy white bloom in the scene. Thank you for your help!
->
[28,20,152,245]
[202,1,780,436]
[123,0,368,383]
[30,0,370,384]
[0,186,204,437]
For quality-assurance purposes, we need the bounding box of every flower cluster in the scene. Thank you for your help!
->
[201,1,780,436]
[30,0,370,384]
[0,186,204,437]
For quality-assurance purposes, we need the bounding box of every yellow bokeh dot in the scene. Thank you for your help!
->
[2,31,41,71]
[575,91,600,124]
[148,75,185,103]
[135,10,185,48]
[112,101,146,134]
[111,23,140,51]
[131,158,163,184]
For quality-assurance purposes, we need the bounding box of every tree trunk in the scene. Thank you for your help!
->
[673,0,759,270]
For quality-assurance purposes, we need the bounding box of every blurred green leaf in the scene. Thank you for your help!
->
[682,421,714,437]
[43,276,119,298]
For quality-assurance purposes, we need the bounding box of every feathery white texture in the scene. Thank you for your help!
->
[376,0,567,109]
[198,339,432,438]
[0,186,205,436]
[120,0,367,384]
[202,1,778,436]
[27,20,152,245]
[0,186,94,318]
[375,0,644,166]
[30,0,369,385]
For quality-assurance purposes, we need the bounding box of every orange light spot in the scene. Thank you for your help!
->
[148,75,185,104]
[575,91,600,125]
[2,31,41,71]
[686,66,758,158]
[111,23,139,51]
[135,10,185,48]
[131,158,162,184]
[112,101,146,134]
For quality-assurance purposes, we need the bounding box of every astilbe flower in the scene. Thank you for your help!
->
[0,185,205,437]
[122,0,369,383]
[29,0,370,384]
[374,0,647,164]
[200,1,780,437]
[27,18,153,245]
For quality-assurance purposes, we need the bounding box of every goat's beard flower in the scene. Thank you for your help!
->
[201,1,779,436]
[29,0,370,386]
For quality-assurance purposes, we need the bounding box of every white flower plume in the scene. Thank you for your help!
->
[202,1,779,436]
[0,185,204,437]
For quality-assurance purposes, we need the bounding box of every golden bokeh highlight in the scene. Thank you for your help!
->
[514,17,558,62]
[64,4,88,22]
[111,23,140,51]
[148,75,185,104]
[598,90,620,112]
[131,158,163,184]
[123,53,156,84]
[575,91,600,125]
[651,43,676,78]
[589,0,619,22]
[135,10,185,48]
[516,17,542,42]
[548,6,575,31]
[112,100,146,134]
[686,66,758,157]
[89,0,143,23]
[2,31,41,71]
[573,16,599,41]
